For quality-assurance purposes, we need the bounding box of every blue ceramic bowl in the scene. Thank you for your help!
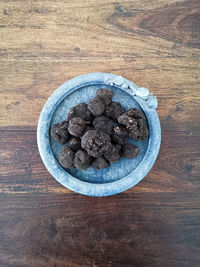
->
[37,73,161,196]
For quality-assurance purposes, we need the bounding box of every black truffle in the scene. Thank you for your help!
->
[92,156,110,170]
[59,145,75,168]
[96,89,114,105]
[74,150,91,170]
[104,102,125,121]
[67,103,92,124]
[81,130,111,158]
[111,125,128,145]
[118,108,149,140]
[118,113,137,126]
[122,143,140,159]
[68,137,81,152]
[88,97,105,116]
[93,115,113,136]
[104,144,121,164]
[68,117,86,137]
[50,120,70,144]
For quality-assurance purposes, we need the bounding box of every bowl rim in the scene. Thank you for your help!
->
[37,72,161,196]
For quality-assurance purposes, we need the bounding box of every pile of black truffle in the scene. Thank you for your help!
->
[50,89,149,170]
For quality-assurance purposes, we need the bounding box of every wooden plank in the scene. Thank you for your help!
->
[0,192,199,267]
[0,0,199,131]
[0,130,199,194]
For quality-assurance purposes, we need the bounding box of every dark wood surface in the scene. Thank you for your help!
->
[0,0,200,266]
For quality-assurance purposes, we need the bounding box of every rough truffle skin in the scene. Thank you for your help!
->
[50,120,70,144]
[92,156,110,170]
[118,108,149,140]
[67,103,92,124]
[104,102,125,121]
[81,130,111,158]
[122,143,140,159]
[96,89,114,105]
[126,123,140,139]
[93,115,113,136]
[126,120,149,140]
[111,125,128,145]
[68,137,81,152]
[59,145,75,168]
[74,150,91,170]
[88,97,105,116]
[137,119,149,140]
[134,120,148,140]
[104,144,121,164]
[68,117,86,137]
[118,113,137,126]
[127,108,146,120]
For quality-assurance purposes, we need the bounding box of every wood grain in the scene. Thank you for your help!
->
[0,193,200,267]
[0,0,200,266]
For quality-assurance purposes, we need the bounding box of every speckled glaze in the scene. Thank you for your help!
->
[37,73,161,196]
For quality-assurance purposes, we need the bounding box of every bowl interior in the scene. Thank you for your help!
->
[50,84,149,184]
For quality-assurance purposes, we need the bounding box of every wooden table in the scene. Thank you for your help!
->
[0,0,200,266]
